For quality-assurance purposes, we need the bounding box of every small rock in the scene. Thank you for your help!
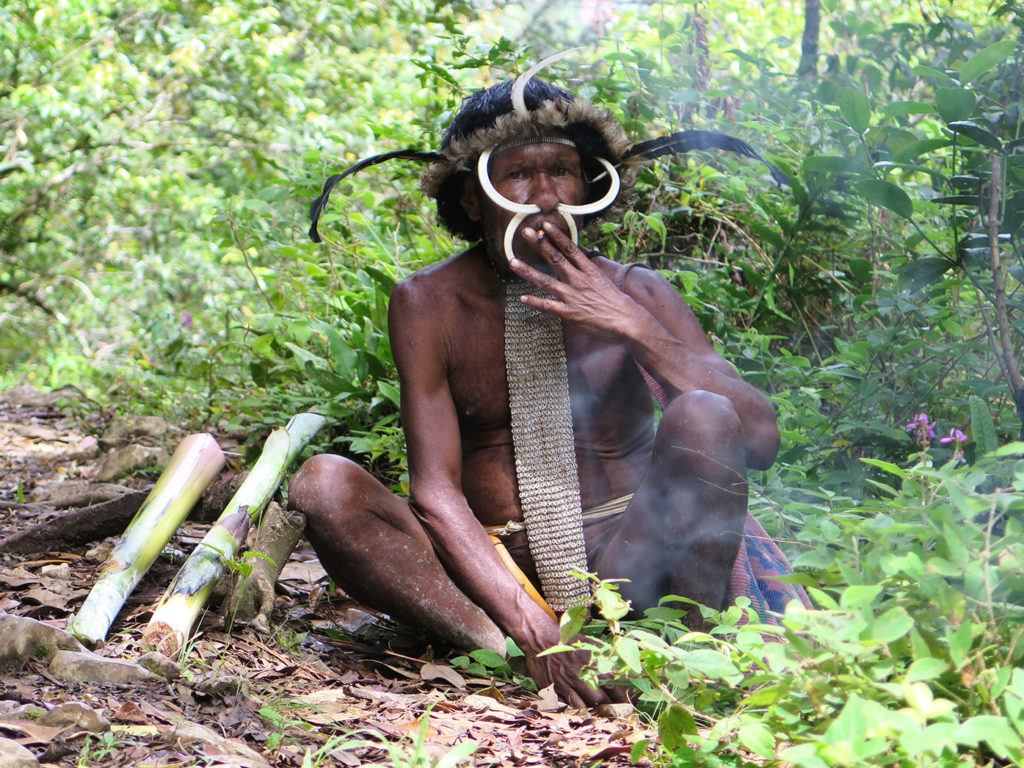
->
[0,738,38,768]
[48,650,160,684]
[84,541,115,563]
[0,385,78,409]
[194,674,249,698]
[29,481,132,507]
[0,616,85,672]
[136,651,180,680]
[37,702,110,733]
[95,444,169,482]
[100,416,180,448]
[165,720,270,768]
[39,563,71,580]
[0,704,45,720]
[595,702,635,718]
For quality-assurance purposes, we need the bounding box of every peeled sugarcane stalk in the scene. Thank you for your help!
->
[67,433,225,647]
[143,412,327,654]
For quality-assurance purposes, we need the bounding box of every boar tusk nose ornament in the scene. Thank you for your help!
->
[478,149,620,263]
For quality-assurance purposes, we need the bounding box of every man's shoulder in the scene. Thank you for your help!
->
[396,248,481,293]
[390,248,490,327]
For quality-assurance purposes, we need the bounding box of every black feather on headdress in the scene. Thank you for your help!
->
[626,129,790,187]
[309,149,442,242]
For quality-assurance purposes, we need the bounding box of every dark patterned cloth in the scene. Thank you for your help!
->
[729,513,812,623]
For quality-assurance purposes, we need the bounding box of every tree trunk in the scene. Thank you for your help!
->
[798,0,821,79]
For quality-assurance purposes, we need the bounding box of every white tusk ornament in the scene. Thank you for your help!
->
[478,150,621,263]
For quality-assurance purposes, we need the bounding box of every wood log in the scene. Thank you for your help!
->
[0,492,149,555]
[222,502,307,632]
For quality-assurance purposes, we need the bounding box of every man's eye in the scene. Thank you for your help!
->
[507,169,524,180]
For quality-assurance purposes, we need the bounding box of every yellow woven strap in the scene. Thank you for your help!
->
[489,535,557,620]
[504,280,590,611]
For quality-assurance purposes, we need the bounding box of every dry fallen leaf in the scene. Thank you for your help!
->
[420,662,467,690]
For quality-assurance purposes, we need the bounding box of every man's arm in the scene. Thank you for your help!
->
[388,276,614,707]
[511,222,780,470]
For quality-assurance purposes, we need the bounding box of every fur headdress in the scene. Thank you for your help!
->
[308,57,788,243]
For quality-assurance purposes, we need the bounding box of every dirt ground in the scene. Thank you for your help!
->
[0,387,654,767]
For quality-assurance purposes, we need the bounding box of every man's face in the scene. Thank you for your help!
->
[462,140,587,275]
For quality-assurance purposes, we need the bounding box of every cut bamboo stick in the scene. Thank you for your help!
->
[67,433,225,647]
[143,412,327,654]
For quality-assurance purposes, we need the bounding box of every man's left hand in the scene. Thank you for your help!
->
[509,222,651,340]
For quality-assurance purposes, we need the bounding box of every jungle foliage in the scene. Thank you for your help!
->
[3,0,1024,765]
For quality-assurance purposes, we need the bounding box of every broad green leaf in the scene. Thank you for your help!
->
[957,715,1020,759]
[853,179,914,218]
[738,720,775,759]
[860,457,907,478]
[869,606,914,643]
[960,40,1016,83]
[839,584,882,609]
[469,648,506,669]
[905,657,948,683]
[592,584,630,620]
[897,257,953,293]
[836,86,871,133]
[435,741,479,768]
[880,100,932,118]
[949,121,1003,150]
[558,605,587,643]
[614,636,642,673]
[848,257,873,282]
[630,739,651,763]
[680,649,741,681]
[802,155,863,174]
[377,379,401,407]
[969,395,999,454]
[947,620,974,667]
[892,137,953,162]
[935,88,977,123]
[911,64,961,86]
[992,441,1024,456]
[657,705,696,752]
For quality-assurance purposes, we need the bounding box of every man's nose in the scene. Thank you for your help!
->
[529,173,561,213]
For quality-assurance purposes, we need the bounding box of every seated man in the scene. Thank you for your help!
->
[293,69,806,707]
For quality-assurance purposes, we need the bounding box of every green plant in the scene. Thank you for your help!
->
[76,730,125,767]
[257,699,315,751]
[557,443,1024,767]
[372,707,478,768]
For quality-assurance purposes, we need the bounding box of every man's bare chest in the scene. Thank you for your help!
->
[443,304,641,436]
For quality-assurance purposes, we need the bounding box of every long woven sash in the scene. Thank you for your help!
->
[504,280,590,611]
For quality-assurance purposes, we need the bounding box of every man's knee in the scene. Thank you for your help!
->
[289,454,369,522]
[658,390,743,451]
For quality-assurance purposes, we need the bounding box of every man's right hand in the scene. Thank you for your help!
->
[518,612,628,708]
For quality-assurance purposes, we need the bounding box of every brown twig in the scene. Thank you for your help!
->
[987,153,1024,435]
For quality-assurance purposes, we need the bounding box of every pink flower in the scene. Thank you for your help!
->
[181,312,193,329]
[906,413,935,441]
[939,428,967,445]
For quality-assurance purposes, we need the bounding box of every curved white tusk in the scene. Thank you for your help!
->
[559,209,579,244]
[558,157,621,216]
[478,148,541,215]
[510,48,582,116]
[502,210,579,264]
[503,212,529,263]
